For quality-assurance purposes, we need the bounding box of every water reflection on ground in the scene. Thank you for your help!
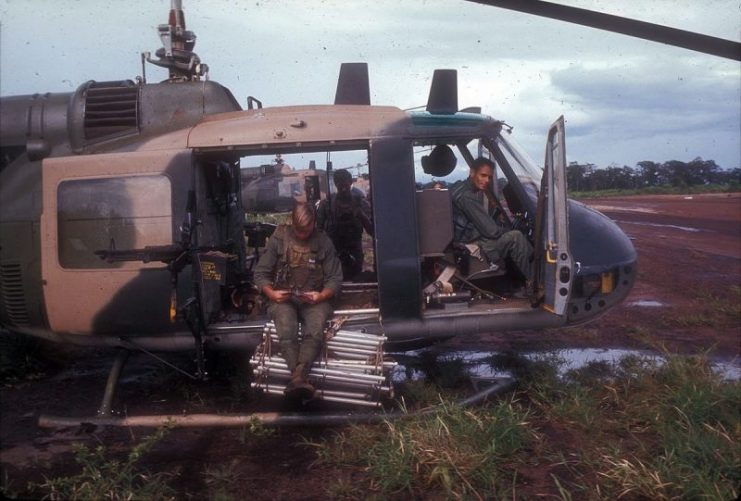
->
[628,300,665,307]
[391,347,741,383]
[614,220,706,233]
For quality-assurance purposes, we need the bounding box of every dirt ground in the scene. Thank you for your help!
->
[1,192,739,499]
[576,192,739,355]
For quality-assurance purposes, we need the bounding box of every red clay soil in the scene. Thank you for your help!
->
[574,192,740,355]
[1,192,739,499]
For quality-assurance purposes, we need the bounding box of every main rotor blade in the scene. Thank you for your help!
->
[466,0,741,61]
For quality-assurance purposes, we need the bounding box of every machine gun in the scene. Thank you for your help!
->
[95,242,239,380]
[95,243,188,267]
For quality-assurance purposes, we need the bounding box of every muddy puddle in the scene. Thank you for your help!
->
[50,345,740,392]
[391,347,741,382]
[50,351,193,384]
[628,299,666,307]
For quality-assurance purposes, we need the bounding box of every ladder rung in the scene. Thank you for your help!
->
[252,323,395,408]
[254,384,385,407]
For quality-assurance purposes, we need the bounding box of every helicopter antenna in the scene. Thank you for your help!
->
[144,0,209,81]
[334,63,370,105]
[426,69,458,114]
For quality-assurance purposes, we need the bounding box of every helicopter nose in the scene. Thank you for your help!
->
[566,200,637,324]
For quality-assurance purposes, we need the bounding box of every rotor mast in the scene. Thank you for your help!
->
[145,0,209,81]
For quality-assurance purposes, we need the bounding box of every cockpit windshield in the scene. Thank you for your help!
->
[476,134,543,191]
[493,132,543,188]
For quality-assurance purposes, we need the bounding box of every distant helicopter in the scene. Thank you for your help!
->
[1,1,736,422]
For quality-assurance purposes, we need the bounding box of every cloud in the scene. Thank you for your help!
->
[1,0,738,169]
[541,57,740,167]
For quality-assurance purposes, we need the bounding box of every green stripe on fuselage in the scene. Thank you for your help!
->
[409,111,487,127]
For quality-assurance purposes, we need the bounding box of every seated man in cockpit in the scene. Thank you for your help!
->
[451,157,533,288]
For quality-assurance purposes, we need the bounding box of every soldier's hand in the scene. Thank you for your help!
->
[298,291,322,304]
[270,289,292,303]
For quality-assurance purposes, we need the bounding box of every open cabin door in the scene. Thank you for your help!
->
[534,117,573,314]
[40,150,191,334]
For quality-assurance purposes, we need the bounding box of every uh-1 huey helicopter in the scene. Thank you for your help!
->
[1,1,736,423]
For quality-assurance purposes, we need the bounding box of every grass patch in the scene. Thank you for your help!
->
[202,461,242,501]
[312,352,739,499]
[663,285,741,329]
[527,353,740,499]
[311,393,536,499]
[570,184,739,199]
[31,425,177,500]
[0,331,50,385]
[238,416,275,443]
[695,285,741,318]
[394,378,446,408]
[665,312,721,328]
[625,325,653,344]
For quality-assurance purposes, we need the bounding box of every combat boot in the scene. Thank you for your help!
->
[284,363,315,399]
[526,280,543,307]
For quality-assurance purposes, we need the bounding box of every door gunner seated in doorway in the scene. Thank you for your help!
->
[451,158,533,288]
[253,202,343,398]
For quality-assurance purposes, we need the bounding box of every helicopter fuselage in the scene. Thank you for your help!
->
[0,77,637,353]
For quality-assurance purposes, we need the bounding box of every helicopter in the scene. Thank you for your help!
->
[1,1,736,421]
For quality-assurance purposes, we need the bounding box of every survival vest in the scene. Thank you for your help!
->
[271,225,325,292]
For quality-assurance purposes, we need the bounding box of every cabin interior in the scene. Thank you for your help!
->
[199,135,540,327]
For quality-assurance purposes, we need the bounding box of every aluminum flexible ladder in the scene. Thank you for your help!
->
[250,321,396,407]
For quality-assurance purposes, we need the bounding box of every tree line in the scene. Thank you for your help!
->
[566,158,740,193]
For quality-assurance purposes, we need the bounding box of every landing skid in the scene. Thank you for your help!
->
[37,322,517,429]
[38,378,517,428]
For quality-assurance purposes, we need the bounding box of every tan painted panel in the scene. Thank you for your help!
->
[188,105,409,149]
[138,127,191,150]
[41,150,190,334]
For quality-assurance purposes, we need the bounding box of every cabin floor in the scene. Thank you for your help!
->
[1,193,739,500]
[333,283,531,314]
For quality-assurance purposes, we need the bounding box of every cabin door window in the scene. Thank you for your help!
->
[57,176,172,269]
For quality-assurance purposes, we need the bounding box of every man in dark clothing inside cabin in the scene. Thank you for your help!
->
[317,169,374,281]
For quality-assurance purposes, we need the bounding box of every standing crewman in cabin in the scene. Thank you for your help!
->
[452,158,533,290]
[254,202,343,397]
[317,169,374,280]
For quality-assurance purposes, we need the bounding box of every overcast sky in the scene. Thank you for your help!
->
[1,0,739,174]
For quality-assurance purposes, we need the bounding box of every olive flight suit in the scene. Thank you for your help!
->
[451,178,533,281]
[253,225,343,372]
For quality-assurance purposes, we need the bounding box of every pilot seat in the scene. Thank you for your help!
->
[416,188,505,300]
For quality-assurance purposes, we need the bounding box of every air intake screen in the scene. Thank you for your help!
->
[0,263,30,326]
[84,81,139,140]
